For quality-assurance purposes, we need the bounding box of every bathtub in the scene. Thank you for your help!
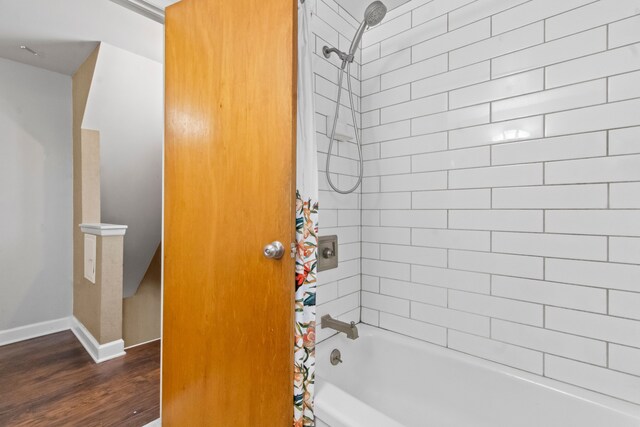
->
[315,324,640,427]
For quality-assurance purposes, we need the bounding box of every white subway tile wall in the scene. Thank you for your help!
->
[358,0,640,404]
[311,0,363,343]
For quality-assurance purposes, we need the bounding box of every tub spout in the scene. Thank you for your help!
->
[321,314,359,340]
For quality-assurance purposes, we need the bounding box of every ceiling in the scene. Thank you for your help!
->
[109,0,181,23]
[0,0,164,75]
[339,0,411,21]
[0,0,406,76]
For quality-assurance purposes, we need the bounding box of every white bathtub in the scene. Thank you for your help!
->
[316,324,640,427]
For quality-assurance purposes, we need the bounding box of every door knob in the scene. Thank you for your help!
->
[263,241,285,259]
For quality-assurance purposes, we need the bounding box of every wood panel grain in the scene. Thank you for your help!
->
[0,332,159,426]
[163,0,297,425]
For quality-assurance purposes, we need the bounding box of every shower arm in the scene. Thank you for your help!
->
[322,1,387,195]
[322,46,354,69]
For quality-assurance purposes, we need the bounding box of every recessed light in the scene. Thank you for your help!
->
[20,45,38,56]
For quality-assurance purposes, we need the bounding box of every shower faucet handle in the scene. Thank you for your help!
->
[323,247,335,258]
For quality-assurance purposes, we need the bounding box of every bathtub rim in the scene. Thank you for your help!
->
[316,323,640,421]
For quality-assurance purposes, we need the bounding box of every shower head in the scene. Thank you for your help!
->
[348,1,387,57]
[364,1,387,26]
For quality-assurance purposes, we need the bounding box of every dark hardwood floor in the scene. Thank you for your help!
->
[0,331,160,427]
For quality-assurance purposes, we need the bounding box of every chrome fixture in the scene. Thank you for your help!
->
[322,1,387,67]
[321,314,359,340]
[263,241,285,259]
[322,46,350,63]
[330,349,343,365]
[318,235,338,271]
[346,1,387,59]
[322,1,387,194]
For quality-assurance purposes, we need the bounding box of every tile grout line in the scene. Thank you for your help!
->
[315,0,640,403]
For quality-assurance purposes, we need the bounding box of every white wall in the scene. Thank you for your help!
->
[359,0,640,405]
[83,42,163,298]
[0,58,72,330]
[310,0,364,343]
[0,0,164,75]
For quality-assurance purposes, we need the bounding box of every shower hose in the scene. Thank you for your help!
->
[325,61,363,195]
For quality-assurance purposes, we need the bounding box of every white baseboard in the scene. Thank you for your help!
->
[71,317,126,363]
[125,337,160,350]
[143,419,161,427]
[0,317,72,347]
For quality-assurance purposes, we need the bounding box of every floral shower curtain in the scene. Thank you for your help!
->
[294,0,318,426]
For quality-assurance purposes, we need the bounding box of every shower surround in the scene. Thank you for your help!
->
[313,0,640,409]
[356,0,640,406]
[310,0,365,342]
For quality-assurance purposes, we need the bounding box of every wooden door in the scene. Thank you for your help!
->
[163,0,296,425]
